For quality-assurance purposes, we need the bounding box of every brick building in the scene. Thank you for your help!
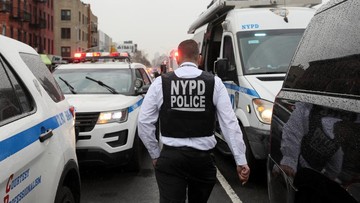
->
[54,0,98,58]
[0,0,54,54]
[0,0,99,58]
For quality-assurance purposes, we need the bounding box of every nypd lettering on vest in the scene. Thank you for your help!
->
[160,71,216,138]
[170,80,206,110]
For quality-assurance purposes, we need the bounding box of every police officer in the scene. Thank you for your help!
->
[138,39,250,203]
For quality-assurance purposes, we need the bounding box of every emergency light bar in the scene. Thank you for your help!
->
[72,52,131,63]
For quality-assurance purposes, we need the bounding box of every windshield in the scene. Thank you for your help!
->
[53,69,133,94]
[237,29,304,75]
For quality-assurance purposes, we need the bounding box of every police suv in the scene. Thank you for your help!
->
[53,53,151,171]
[0,36,81,202]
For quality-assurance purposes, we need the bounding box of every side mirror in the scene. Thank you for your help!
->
[135,78,148,94]
[214,58,231,80]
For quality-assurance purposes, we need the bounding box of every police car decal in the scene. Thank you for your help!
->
[0,109,73,162]
[224,82,260,98]
[128,98,143,113]
[241,24,260,30]
[4,169,42,203]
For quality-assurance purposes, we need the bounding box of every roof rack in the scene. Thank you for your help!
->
[188,0,322,33]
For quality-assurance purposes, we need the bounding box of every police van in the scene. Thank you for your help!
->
[52,53,151,171]
[188,0,320,170]
[0,36,81,202]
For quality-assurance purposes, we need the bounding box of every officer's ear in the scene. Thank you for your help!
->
[197,54,203,68]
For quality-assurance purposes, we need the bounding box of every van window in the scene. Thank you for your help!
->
[223,36,236,71]
[0,56,33,123]
[20,53,65,102]
[237,29,304,75]
[284,3,360,96]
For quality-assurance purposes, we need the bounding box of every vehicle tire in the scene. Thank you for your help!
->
[125,132,142,172]
[55,186,75,203]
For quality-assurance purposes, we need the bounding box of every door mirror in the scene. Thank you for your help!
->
[135,78,149,94]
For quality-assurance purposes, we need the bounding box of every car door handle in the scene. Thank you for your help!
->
[39,129,53,142]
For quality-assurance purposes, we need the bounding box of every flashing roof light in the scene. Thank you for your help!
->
[110,52,120,57]
[93,52,101,57]
[74,52,85,58]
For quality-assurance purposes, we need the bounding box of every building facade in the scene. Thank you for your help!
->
[98,29,112,52]
[53,0,98,59]
[0,0,55,54]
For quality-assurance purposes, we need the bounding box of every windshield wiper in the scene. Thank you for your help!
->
[85,76,118,94]
[59,77,77,94]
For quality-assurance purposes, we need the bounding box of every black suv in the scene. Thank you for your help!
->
[267,0,360,202]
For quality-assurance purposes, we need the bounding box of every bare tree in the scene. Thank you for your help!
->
[132,50,151,67]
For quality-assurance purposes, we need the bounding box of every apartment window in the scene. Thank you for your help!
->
[61,47,71,57]
[2,25,5,36]
[18,29,21,41]
[29,33,32,46]
[43,38,46,52]
[48,39,50,54]
[23,31,26,43]
[61,28,71,39]
[61,10,71,21]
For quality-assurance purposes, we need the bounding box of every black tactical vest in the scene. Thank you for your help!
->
[160,71,216,138]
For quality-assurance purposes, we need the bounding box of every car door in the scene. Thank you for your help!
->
[0,54,45,203]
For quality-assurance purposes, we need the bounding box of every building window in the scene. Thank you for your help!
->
[61,10,71,21]
[61,46,71,57]
[2,25,5,36]
[61,28,71,39]
[43,38,46,52]
[48,39,50,54]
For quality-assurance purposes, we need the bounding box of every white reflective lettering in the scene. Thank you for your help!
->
[189,80,196,95]
[171,81,179,95]
[198,80,205,95]
[180,80,188,94]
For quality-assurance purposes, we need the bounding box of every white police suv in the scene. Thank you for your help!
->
[53,53,151,171]
[0,35,81,202]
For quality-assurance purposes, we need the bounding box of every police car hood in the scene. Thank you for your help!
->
[65,94,139,112]
[244,74,285,102]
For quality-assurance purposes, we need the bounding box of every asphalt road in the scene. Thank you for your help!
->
[80,149,269,203]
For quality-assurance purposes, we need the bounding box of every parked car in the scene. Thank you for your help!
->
[52,53,151,171]
[0,35,80,202]
[267,0,360,202]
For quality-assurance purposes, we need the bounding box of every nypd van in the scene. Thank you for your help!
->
[188,0,320,171]
[53,54,151,171]
[0,36,80,202]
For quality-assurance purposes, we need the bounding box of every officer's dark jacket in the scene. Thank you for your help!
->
[160,71,216,138]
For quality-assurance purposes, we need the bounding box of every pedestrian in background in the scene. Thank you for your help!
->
[138,39,250,203]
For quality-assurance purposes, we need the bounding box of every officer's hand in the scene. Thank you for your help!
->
[279,164,295,177]
[152,159,158,167]
[237,165,250,185]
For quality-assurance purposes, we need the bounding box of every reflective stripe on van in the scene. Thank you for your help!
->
[224,83,260,98]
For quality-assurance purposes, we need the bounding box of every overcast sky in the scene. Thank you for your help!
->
[81,0,212,60]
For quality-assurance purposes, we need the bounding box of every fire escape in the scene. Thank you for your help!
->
[0,0,48,52]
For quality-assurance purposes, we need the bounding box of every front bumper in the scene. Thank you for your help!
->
[244,126,270,160]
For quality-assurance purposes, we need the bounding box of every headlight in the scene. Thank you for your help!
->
[97,109,128,124]
[252,99,273,124]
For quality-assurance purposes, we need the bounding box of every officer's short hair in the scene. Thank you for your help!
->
[178,39,199,61]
